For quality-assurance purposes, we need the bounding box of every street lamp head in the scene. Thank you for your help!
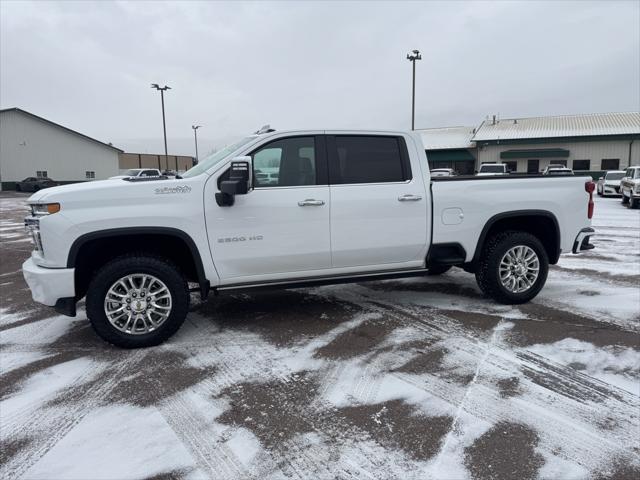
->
[406,50,422,61]
[151,83,159,89]
[192,125,201,130]
[151,83,171,91]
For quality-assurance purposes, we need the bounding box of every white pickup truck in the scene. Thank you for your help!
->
[22,129,596,348]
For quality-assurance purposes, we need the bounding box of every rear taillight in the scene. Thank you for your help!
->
[585,181,595,219]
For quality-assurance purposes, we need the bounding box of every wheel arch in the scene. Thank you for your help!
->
[471,210,561,267]
[68,227,209,300]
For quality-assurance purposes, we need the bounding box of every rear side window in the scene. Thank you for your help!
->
[329,136,411,184]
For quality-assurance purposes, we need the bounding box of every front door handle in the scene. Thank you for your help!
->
[398,194,422,202]
[298,199,325,207]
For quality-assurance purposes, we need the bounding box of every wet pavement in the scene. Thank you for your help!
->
[1,191,639,479]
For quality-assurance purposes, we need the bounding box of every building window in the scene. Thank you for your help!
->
[527,159,539,173]
[601,158,620,170]
[572,160,590,171]
[85,171,95,179]
[36,171,48,178]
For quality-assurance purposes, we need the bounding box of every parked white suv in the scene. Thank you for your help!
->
[620,166,640,208]
[23,129,596,348]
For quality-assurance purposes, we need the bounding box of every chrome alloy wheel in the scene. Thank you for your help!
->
[498,245,540,294]
[104,274,172,335]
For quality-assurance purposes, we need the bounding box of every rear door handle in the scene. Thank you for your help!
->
[298,199,325,206]
[398,194,422,202]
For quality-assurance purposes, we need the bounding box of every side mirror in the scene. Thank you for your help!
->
[216,157,251,207]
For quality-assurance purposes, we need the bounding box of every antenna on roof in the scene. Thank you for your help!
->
[255,124,275,134]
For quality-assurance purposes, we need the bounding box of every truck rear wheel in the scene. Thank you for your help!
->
[475,231,548,305]
[622,194,630,205]
[85,255,190,348]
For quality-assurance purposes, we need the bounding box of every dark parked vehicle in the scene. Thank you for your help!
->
[15,177,58,192]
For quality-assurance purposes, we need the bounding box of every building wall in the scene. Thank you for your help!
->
[477,139,640,173]
[118,153,194,173]
[0,110,119,187]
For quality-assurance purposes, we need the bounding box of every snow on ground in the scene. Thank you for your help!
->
[1,192,639,480]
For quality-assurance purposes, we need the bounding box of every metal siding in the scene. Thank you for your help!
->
[477,139,635,172]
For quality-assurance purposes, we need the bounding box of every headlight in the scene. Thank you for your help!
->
[30,203,60,216]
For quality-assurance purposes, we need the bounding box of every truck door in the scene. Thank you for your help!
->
[327,134,429,269]
[205,135,331,281]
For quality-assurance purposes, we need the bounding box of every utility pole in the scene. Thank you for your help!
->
[192,125,201,164]
[406,50,421,130]
[151,84,171,160]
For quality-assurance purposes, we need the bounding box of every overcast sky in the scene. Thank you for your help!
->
[1,0,639,156]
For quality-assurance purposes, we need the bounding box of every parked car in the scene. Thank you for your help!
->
[22,129,595,348]
[109,168,162,180]
[542,165,574,176]
[15,177,57,192]
[596,170,625,196]
[430,168,458,177]
[620,166,640,208]
[477,163,510,176]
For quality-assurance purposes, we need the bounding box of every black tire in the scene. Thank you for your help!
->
[85,255,190,348]
[631,198,640,209]
[475,231,549,305]
[622,194,629,205]
[426,265,452,276]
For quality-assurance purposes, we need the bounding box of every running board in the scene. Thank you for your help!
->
[214,268,430,294]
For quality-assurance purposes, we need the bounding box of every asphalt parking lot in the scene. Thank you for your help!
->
[1,191,639,480]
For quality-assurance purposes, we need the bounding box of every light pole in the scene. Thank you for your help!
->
[192,125,201,164]
[406,50,421,130]
[151,83,171,159]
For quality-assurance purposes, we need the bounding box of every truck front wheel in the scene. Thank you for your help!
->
[475,231,549,305]
[85,255,190,348]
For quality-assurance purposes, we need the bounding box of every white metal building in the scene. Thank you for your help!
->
[0,108,122,190]
[419,112,640,176]
[418,126,478,175]
[473,112,640,174]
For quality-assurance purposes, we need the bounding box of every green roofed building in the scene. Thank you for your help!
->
[418,112,640,177]
[418,125,478,175]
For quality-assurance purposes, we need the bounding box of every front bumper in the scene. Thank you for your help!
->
[572,227,595,254]
[22,258,75,311]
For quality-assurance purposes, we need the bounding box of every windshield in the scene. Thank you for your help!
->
[480,165,504,173]
[124,169,141,176]
[606,172,624,180]
[182,136,257,178]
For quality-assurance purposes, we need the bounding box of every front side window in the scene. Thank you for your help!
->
[142,170,159,177]
[330,136,409,184]
[252,136,316,187]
